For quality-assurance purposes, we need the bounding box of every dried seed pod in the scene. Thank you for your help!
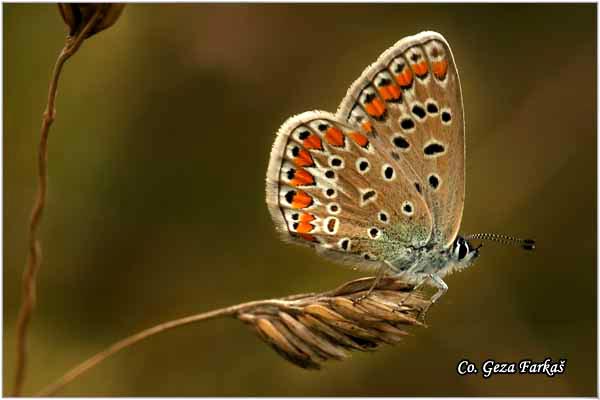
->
[328,297,381,324]
[278,312,349,360]
[297,314,368,351]
[237,276,432,369]
[254,318,320,369]
[58,4,125,38]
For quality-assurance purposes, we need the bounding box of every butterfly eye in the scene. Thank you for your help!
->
[452,237,470,260]
[458,241,469,260]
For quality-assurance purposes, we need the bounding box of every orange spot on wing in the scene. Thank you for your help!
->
[300,213,315,223]
[324,127,345,147]
[303,134,323,150]
[394,68,413,87]
[349,132,369,148]
[364,98,386,119]
[432,60,448,79]
[294,149,314,167]
[377,84,402,102]
[291,190,313,209]
[290,168,315,187]
[296,221,314,233]
[374,98,386,114]
[413,61,428,77]
[362,121,373,133]
[326,219,337,232]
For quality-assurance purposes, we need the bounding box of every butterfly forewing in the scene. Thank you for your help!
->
[266,111,433,271]
[266,31,465,274]
[337,31,465,249]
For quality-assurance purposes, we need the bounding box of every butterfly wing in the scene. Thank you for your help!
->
[265,110,433,272]
[337,31,465,249]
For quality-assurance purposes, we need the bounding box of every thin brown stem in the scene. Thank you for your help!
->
[35,276,429,396]
[12,10,104,397]
[34,299,294,396]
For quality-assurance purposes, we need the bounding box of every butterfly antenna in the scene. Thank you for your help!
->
[464,233,535,251]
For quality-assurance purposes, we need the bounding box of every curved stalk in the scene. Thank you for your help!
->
[35,299,293,396]
[12,9,104,396]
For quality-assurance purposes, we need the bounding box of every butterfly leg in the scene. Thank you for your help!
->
[428,273,448,304]
[394,273,427,311]
[396,273,448,317]
[414,274,448,320]
[352,264,386,305]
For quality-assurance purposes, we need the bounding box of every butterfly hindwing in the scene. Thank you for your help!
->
[337,31,465,249]
[266,111,433,271]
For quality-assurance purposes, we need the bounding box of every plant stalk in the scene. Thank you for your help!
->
[34,276,428,396]
[12,10,104,396]
[35,299,293,396]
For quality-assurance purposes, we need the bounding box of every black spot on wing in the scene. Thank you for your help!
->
[428,174,440,189]
[400,118,415,130]
[393,136,410,149]
[424,143,445,156]
[362,190,376,201]
[411,105,426,119]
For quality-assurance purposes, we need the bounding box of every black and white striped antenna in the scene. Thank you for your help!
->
[465,233,535,251]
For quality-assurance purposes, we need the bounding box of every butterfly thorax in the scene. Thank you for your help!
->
[381,233,479,280]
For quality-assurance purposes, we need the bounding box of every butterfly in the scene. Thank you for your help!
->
[265,31,534,305]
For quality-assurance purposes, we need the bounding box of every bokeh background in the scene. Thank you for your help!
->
[4,4,596,396]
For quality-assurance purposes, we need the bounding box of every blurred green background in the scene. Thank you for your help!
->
[4,4,596,396]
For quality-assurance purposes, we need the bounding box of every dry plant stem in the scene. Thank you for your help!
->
[12,10,104,397]
[36,277,429,396]
[35,300,294,397]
